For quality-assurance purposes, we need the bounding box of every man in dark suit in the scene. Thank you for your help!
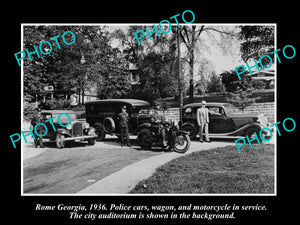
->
[117,105,131,147]
[31,108,45,148]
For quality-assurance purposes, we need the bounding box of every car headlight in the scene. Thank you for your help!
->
[256,115,267,126]
[84,123,90,129]
[66,124,72,130]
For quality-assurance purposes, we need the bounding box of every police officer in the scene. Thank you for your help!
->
[118,105,131,147]
[31,108,45,148]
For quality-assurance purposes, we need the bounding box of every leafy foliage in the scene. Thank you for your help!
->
[226,89,260,112]
[113,26,179,104]
[239,26,275,65]
[23,26,131,104]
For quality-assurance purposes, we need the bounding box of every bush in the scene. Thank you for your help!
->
[23,102,37,121]
[39,99,71,110]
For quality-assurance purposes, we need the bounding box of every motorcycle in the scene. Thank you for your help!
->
[137,120,191,153]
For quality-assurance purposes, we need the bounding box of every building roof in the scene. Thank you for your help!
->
[85,99,150,107]
[183,102,229,109]
[41,110,76,114]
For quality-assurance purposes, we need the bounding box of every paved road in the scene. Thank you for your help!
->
[23,136,237,194]
[23,136,166,194]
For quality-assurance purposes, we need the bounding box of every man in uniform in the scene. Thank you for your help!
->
[196,101,211,143]
[118,105,131,147]
[31,108,45,148]
[150,108,167,147]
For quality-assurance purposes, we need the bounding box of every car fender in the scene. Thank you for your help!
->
[181,122,197,130]
[176,130,190,136]
[56,128,72,137]
[137,123,152,133]
[87,126,96,133]
[232,122,264,136]
[83,126,96,135]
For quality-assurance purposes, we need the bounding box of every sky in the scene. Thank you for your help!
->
[108,24,243,78]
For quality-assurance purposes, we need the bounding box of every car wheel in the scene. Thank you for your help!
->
[55,133,65,149]
[174,134,191,154]
[137,128,153,150]
[94,124,106,141]
[244,127,262,144]
[103,117,115,133]
[181,125,196,140]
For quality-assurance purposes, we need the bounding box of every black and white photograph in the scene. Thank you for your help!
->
[21,24,276,195]
[4,5,298,224]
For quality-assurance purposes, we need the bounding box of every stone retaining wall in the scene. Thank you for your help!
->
[159,102,275,124]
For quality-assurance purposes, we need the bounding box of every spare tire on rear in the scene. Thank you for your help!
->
[103,117,115,133]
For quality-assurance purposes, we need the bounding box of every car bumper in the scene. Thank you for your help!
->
[63,135,98,141]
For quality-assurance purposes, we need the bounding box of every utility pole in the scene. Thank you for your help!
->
[177,27,183,126]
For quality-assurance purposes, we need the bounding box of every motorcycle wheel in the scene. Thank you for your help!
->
[173,134,191,153]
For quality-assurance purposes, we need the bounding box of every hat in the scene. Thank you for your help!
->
[201,100,207,105]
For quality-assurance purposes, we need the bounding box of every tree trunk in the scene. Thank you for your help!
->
[188,45,195,103]
[188,27,196,103]
[82,88,85,104]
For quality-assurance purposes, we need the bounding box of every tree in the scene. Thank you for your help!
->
[112,25,178,104]
[220,70,252,92]
[207,72,224,93]
[226,88,261,113]
[222,70,261,112]
[239,25,275,65]
[179,25,237,102]
[23,25,131,104]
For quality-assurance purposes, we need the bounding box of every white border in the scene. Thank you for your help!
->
[21,23,277,196]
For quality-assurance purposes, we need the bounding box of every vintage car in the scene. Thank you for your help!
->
[180,102,270,139]
[41,110,97,148]
[85,99,153,141]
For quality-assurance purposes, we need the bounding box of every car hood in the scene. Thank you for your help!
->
[227,113,268,127]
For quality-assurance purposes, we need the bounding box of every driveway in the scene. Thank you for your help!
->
[23,136,164,194]
[23,136,237,194]
[78,139,235,194]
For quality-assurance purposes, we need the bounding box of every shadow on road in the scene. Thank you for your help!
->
[100,137,172,153]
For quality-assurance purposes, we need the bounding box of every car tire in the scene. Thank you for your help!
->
[181,125,197,140]
[244,127,262,144]
[94,124,106,141]
[137,128,153,150]
[173,134,191,154]
[103,117,115,133]
[55,133,65,149]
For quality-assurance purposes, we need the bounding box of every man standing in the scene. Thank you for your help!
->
[118,105,131,147]
[196,101,211,143]
[31,108,45,148]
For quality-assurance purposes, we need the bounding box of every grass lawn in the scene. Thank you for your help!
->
[130,144,274,194]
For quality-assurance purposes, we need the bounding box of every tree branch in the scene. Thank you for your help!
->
[196,25,205,37]
[203,27,237,36]
[183,26,190,43]
[179,30,189,48]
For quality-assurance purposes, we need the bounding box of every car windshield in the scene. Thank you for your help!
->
[224,104,237,114]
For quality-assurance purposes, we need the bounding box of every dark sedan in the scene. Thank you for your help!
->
[180,102,270,139]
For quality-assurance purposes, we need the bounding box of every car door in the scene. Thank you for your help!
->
[207,106,235,134]
[42,112,55,139]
